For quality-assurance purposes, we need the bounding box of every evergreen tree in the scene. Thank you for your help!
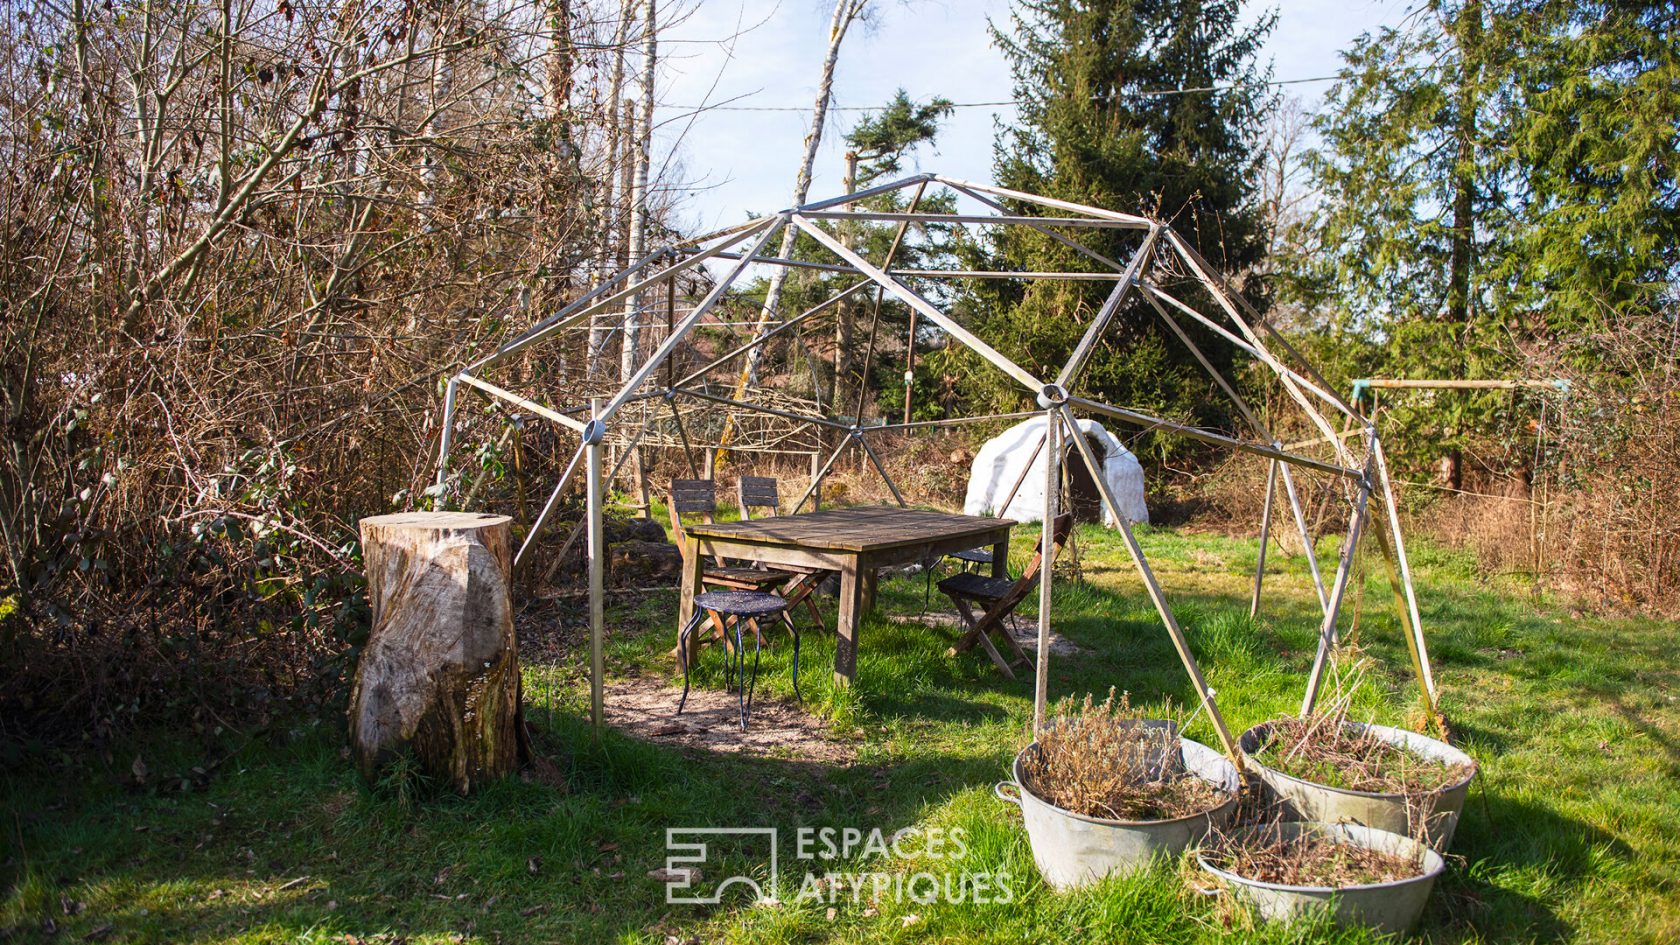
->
[1299,0,1678,479]
[966,0,1275,446]
[1297,2,1514,482]
[1503,0,1679,325]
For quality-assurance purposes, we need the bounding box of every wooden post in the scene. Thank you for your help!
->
[350,511,521,794]
[809,449,822,511]
[633,444,652,519]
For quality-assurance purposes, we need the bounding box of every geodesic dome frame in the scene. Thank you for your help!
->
[433,172,1442,764]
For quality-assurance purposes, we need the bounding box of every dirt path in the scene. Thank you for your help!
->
[603,674,856,764]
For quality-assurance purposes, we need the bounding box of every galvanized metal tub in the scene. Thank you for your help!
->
[996,737,1240,890]
[1197,821,1445,934]
[1239,721,1477,852]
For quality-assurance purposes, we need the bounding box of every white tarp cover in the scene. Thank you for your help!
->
[963,415,1148,526]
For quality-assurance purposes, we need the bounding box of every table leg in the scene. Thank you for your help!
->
[991,536,1010,579]
[678,537,702,667]
[834,556,863,687]
[861,566,879,615]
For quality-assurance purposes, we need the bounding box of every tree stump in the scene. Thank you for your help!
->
[350,511,523,794]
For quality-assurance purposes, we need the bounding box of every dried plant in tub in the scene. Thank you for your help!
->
[1203,821,1426,887]
[1255,656,1472,795]
[1022,689,1228,821]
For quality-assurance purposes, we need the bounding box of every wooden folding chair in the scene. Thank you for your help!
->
[667,480,818,646]
[736,475,828,633]
[937,513,1074,680]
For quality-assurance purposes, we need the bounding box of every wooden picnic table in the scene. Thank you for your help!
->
[679,507,1015,686]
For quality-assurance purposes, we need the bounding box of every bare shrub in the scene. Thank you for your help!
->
[0,0,655,743]
[1521,316,1680,613]
[1416,479,1537,577]
[1253,716,1471,795]
[1021,689,1228,821]
[1251,656,1471,796]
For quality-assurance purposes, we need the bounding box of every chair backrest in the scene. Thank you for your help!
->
[1005,513,1075,600]
[667,480,719,565]
[737,476,781,520]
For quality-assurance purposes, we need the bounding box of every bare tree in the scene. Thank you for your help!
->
[736,0,871,392]
[0,0,669,733]
[619,0,657,383]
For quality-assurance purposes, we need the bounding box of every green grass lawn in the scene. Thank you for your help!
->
[4,522,1678,943]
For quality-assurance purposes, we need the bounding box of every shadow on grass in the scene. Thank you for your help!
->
[1431,790,1633,942]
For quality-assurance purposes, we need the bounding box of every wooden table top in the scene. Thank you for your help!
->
[684,507,1015,554]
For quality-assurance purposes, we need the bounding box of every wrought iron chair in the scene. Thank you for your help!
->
[676,589,797,730]
[667,479,808,604]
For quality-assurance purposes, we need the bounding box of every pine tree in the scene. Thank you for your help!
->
[1299,0,1678,478]
[973,0,1275,443]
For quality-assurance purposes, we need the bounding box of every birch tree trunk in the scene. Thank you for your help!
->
[619,0,656,384]
[588,0,633,377]
[732,0,870,396]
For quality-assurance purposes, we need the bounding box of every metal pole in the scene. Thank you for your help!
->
[514,443,586,567]
[996,430,1048,518]
[1250,459,1278,618]
[457,373,590,433]
[1369,500,1439,729]
[665,396,700,478]
[1034,409,1060,734]
[941,180,1125,271]
[1141,289,1334,614]
[791,216,1045,394]
[601,217,788,421]
[1066,395,1361,479]
[1055,404,1240,765]
[867,410,1042,434]
[674,280,871,389]
[435,376,459,492]
[1056,225,1159,388]
[932,176,1154,226]
[586,399,606,734]
[1371,435,1438,709]
[1279,463,1330,615]
[1300,477,1372,715]
[849,183,929,425]
[792,172,932,213]
[791,434,853,513]
[855,431,908,508]
[669,387,851,431]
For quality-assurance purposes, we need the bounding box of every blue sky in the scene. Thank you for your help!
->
[654,0,1407,232]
